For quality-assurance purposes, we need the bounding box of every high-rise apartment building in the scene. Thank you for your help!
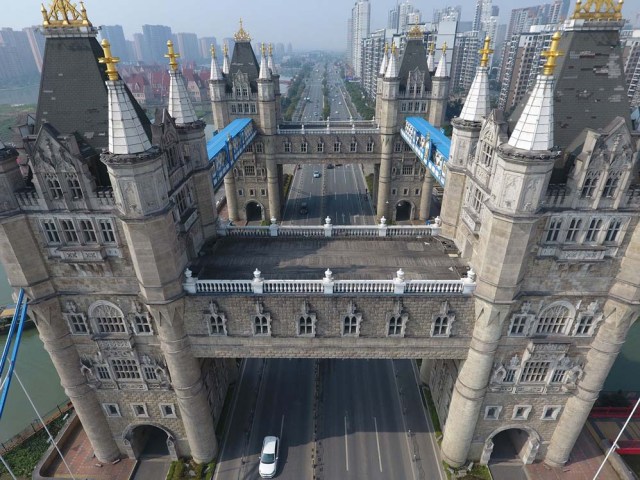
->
[0,28,39,83]
[100,25,129,63]
[450,30,480,94]
[361,29,386,99]
[142,24,173,63]
[350,0,370,78]
[199,37,217,61]
[433,6,462,23]
[622,29,640,107]
[388,2,422,33]
[175,33,200,63]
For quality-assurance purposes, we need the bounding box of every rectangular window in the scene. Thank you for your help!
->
[394,142,402,153]
[602,174,619,198]
[298,316,314,336]
[143,365,158,382]
[230,104,237,113]
[513,406,531,420]
[485,406,501,420]
[480,141,494,166]
[388,316,404,336]
[68,178,83,199]
[546,219,562,242]
[131,403,148,418]
[256,143,264,153]
[343,316,358,335]
[350,142,357,152]
[401,103,407,112]
[366,141,374,152]
[47,176,64,199]
[585,218,602,243]
[420,102,426,112]
[79,219,97,243]
[238,189,244,196]
[110,359,141,380]
[209,315,226,335]
[68,314,88,334]
[542,406,561,420]
[284,142,291,153]
[469,186,484,214]
[333,142,341,153]
[520,361,550,383]
[96,315,126,334]
[133,314,152,334]
[96,365,111,380]
[250,103,257,114]
[565,218,582,243]
[403,188,409,195]
[243,103,250,113]
[575,314,594,335]
[261,189,267,196]
[160,403,176,418]
[581,172,600,198]
[254,315,270,335]
[60,219,78,243]
[509,315,529,336]
[317,143,324,153]
[504,369,516,383]
[249,189,255,196]
[103,403,120,417]
[98,219,116,243]
[432,316,450,336]
[605,219,622,243]
[244,165,256,176]
[550,369,566,383]
[42,220,61,244]
[301,142,308,153]
[403,143,411,152]
[402,165,414,175]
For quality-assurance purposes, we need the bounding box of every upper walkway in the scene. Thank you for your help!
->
[206,118,257,188]
[401,117,451,187]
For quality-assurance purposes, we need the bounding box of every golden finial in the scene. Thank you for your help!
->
[408,24,423,39]
[165,40,180,72]
[261,42,266,56]
[441,42,448,54]
[269,43,273,56]
[541,31,563,76]
[391,43,398,56]
[42,0,92,28]
[98,39,120,81]
[572,0,623,20]
[383,42,389,54]
[210,44,217,58]
[234,18,252,42]
[479,36,493,68]
[223,42,229,56]
[428,42,435,54]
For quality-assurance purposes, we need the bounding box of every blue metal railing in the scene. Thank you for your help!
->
[0,289,29,419]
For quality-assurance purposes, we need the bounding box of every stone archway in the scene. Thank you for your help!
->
[395,200,413,222]
[480,425,541,465]
[122,423,178,460]
[245,201,263,222]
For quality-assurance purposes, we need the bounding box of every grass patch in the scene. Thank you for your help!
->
[0,416,66,478]
[365,174,374,198]
[344,81,374,120]
[442,461,492,480]
[166,459,216,480]
[283,173,293,202]
[421,386,442,441]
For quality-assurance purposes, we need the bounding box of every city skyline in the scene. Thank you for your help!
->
[5,0,639,51]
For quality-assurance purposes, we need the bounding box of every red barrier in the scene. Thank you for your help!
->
[590,407,640,419]
[616,440,640,455]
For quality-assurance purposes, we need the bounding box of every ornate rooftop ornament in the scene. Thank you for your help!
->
[541,31,563,76]
[41,0,92,28]
[234,18,252,42]
[478,36,493,68]
[269,43,273,56]
[223,42,228,56]
[407,24,423,39]
[165,40,180,72]
[572,0,623,20]
[98,39,119,81]
[441,42,448,54]
[429,42,436,54]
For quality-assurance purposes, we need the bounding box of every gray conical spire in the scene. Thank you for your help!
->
[100,40,151,155]
[435,45,447,78]
[508,32,561,151]
[210,44,223,81]
[259,43,271,80]
[385,43,399,78]
[426,47,435,72]
[165,41,198,125]
[267,43,276,75]
[379,43,389,76]
[222,42,230,75]
[459,37,492,122]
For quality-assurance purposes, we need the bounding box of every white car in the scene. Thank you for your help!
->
[259,436,279,478]
[313,171,321,178]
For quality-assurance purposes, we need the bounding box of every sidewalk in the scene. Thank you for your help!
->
[524,426,619,480]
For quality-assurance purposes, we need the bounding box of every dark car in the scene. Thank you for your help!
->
[327,164,334,169]
[299,202,308,215]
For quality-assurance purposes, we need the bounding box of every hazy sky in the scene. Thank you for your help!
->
[8,0,640,50]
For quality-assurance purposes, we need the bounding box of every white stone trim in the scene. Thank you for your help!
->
[512,405,532,420]
[131,403,149,418]
[541,405,562,421]
[484,405,502,420]
[159,403,177,419]
[102,403,121,417]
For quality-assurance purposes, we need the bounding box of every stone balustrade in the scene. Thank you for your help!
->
[217,216,442,238]
[184,266,477,297]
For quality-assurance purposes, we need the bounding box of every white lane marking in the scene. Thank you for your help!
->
[280,414,285,443]
[344,414,350,472]
[391,361,419,480]
[374,416,383,472]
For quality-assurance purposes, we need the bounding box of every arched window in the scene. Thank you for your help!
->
[535,303,573,335]
[89,301,127,334]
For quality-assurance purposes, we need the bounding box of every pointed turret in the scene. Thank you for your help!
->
[508,31,562,151]
[459,37,492,123]
[427,43,435,72]
[210,44,223,81]
[99,40,151,155]
[385,43,399,78]
[259,43,271,80]
[165,40,198,125]
[379,43,389,76]
[222,42,230,75]
[267,43,276,75]
[435,43,447,78]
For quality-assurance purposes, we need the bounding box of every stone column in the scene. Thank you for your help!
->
[419,174,435,221]
[152,302,217,463]
[223,170,239,222]
[419,358,433,385]
[376,136,393,219]
[545,301,636,466]
[266,151,281,221]
[441,300,509,467]
[32,300,120,463]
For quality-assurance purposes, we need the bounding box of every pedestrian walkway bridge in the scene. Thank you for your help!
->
[206,116,452,190]
[400,117,451,187]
